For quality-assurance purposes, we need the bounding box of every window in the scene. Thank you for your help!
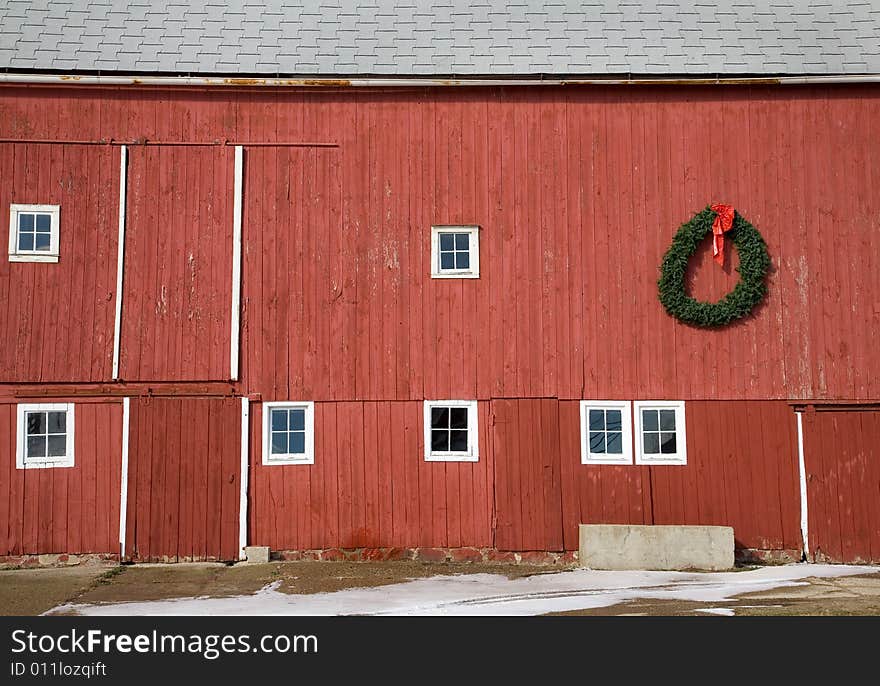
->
[580,401,632,465]
[262,401,315,465]
[8,204,60,262]
[424,400,478,461]
[430,225,480,278]
[16,403,75,469]
[634,401,687,465]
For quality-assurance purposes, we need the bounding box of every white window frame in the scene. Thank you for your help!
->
[16,403,75,469]
[262,401,315,466]
[580,400,633,465]
[424,400,479,462]
[8,204,61,263]
[430,225,480,278]
[634,400,687,466]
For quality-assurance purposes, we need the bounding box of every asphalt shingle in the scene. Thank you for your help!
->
[0,1,878,76]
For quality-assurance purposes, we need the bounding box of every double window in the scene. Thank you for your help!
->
[580,400,687,465]
[16,403,75,469]
[8,204,60,262]
[424,400,479,461]
[262,401,315,465]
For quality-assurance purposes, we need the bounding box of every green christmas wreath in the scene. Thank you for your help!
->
[657,205,771,328]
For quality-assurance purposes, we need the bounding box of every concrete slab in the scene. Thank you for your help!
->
[579,524,734,571]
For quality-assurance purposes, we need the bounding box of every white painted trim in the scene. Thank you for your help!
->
[633,400,687,466]
[15,402,75,469]
[796,411,810,561]
[239,396,250,559]
[423,400,479,462]
[262,401,315,465]
[118,397,130,558]
[2,73,880,88]
[230,145,243,380]
[579,400,633,465]
[8,203,60,262]
[112,145,127,379]
[430,225,480,279]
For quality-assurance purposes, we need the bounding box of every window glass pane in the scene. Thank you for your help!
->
[454,233,469,250]
[26,412,46,435]
[449,407,468,429]
[606,410,621,431]
[47,411,66,433]
[642,409,659,431]
[430,407,449,429]
[440,252,455,269]
[455,252,470,269]
[35,214,51,232]
[47,435,66,457]
[660,432,677,454]
[18,233,34,251]
[289,431,305,454]
[659,410,676,431]
[589,431,605,454]
[606,431,623,454]
[450,430,468,451]
[431,429,449,451]
[439,233,454,250]
[643,432,660,454]
[19,214,34,232]
[271,410,287,431]
[271,432,287,455]
[289,409,305,431]
[588,409,604,431]
[35,233,51,250]
[27,435,47,458]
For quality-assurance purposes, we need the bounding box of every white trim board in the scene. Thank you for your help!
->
[118,397,131,558]
[112,145,128,379]
[230,145,243,380]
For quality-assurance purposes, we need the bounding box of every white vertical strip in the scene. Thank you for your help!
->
[118,397,131,559]
[238,396,250,559]
[112,145,128,379]
[230,145,243,380]
[796,411,810,561]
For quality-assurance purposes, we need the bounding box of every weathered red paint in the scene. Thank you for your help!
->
[803,409,880,564]
[1,85,878,398]
[0,83,877,562]
[125,396,240,561]
[0,400,122,555]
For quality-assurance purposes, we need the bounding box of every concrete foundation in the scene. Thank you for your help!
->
[244,546,270,564]
[579,524,734,571]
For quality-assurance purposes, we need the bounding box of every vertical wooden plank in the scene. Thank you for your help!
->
[377,401,394,547]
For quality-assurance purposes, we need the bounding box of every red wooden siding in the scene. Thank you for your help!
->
[492,399,564,551]
[120,146,233,381]
[803,409,880,564]
[0,143,119,383]
[1,85,878,400]
[0,400,122,555]
[560,399,801,553]
[125,396,240,561]
[248,400,495,551]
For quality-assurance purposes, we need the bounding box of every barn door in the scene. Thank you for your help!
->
[491,399,564,551]
[124,396,241,562]
[802,409,880,564]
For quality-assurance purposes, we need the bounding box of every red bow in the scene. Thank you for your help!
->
[710,203,735,266]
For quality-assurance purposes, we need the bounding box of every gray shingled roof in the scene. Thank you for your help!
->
[1,1,879,77]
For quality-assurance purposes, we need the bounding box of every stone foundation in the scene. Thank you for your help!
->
[271,547,580,566]
[0,553,120,569]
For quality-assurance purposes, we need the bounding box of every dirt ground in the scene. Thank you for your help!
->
[4,561,880,616]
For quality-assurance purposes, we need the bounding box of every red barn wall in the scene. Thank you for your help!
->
[247,398,799,554]
[0,85,878,400]
[0,143,119,383]
[0,399,123,556]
